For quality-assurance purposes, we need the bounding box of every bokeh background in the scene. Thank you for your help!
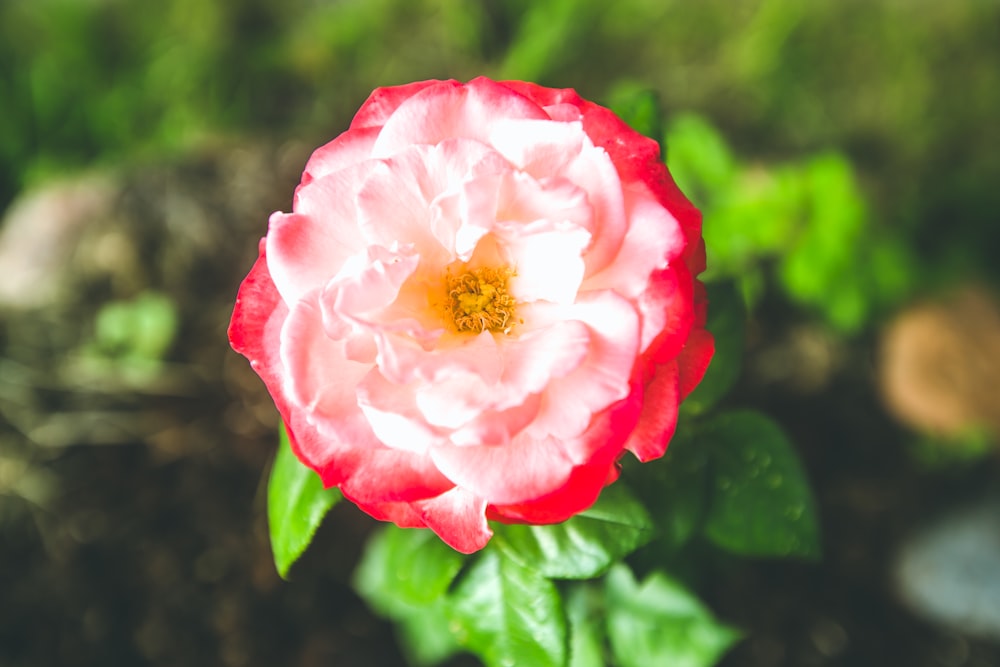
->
[1,1,999,665]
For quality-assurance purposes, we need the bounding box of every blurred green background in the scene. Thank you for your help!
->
[3,0,999,327]
[2,1,1000,666]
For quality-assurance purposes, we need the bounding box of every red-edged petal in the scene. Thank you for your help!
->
[350,79,451,130]
[370,77,548,159]
[229,239,285,374]
[489,461,616,524]
[267,161,376,305]
[623,361,680,462]
[350,497,428,529]
[301,126,380,184]
[338,448,453,504]
[640,263,695,362]
[429,434,575,505]
[676,328,715,399]
[414,487,492,554]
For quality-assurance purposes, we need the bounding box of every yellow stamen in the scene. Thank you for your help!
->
[443,266,517,334]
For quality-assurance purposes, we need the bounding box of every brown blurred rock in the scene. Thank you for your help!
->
[0,173,118,309]
[879,285,1000,439]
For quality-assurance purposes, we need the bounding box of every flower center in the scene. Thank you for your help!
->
[444,266,517,334]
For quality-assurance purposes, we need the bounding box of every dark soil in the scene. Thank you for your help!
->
[1,143,997,667]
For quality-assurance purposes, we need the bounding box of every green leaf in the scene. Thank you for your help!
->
[683,281,746,414]
[267,424,341,579]
[606,564,741,667]
[630,428,710,552]
[395,600,461,667]
[353,525,465,615]
[701,411,820,559]
[449,549,567,667]
[494,483,655,579]
[664,113,736,206]
[353,526,465,666]
[94,290,178,361]
[566,584,605,667]
[778,152,870,331]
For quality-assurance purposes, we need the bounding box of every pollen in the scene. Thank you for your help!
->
[443,266,517,334]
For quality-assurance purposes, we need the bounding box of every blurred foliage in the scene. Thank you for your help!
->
[2,1,997,473]
[1,0,998,315]
[667,114,916,331]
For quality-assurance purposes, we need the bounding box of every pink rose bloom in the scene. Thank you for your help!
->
[230,78,713,553]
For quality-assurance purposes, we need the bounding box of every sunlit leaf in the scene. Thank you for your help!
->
[495,483,655,579]
[354,525,465,665]
[267,424,341,578]
[354,525,464,614]
[566,584,605,667]
[396,600,462,667]
[606,564,740,667]
[664,113,736,206]
[449,549,567,667]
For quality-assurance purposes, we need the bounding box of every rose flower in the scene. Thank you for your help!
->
[230,78,713,553]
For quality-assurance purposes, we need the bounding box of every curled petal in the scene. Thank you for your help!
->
[623,361,681,462]
[350,497,427,529]
[414,487,492,554]
[356,369,444,454]
[318,245,422,340]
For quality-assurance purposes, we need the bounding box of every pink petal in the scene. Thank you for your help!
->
[487,118,626,278]
[414,487,492,554]
[554,376,646,466]
[494,318,590,402]
[499,81,583,110]
[355,141,509,263]
[278,294,381,473]
[490,120,626,275]
[378,328,500,388]
[528,292,641,440]
[229,247,366,487]
[318,244,423,340]
[356,369,445,453]
[429,434,575,505]
[267,162,375,305]
[301,126,379,183]
[350,497,427,529]
[581,182,686,299]
[350,79,449,130]
[370,77,548,159]
[447,393,543,447]
[490,461,616,525]
[229,240,292,417]
[638,263,695,360]
[338,447,453,504]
